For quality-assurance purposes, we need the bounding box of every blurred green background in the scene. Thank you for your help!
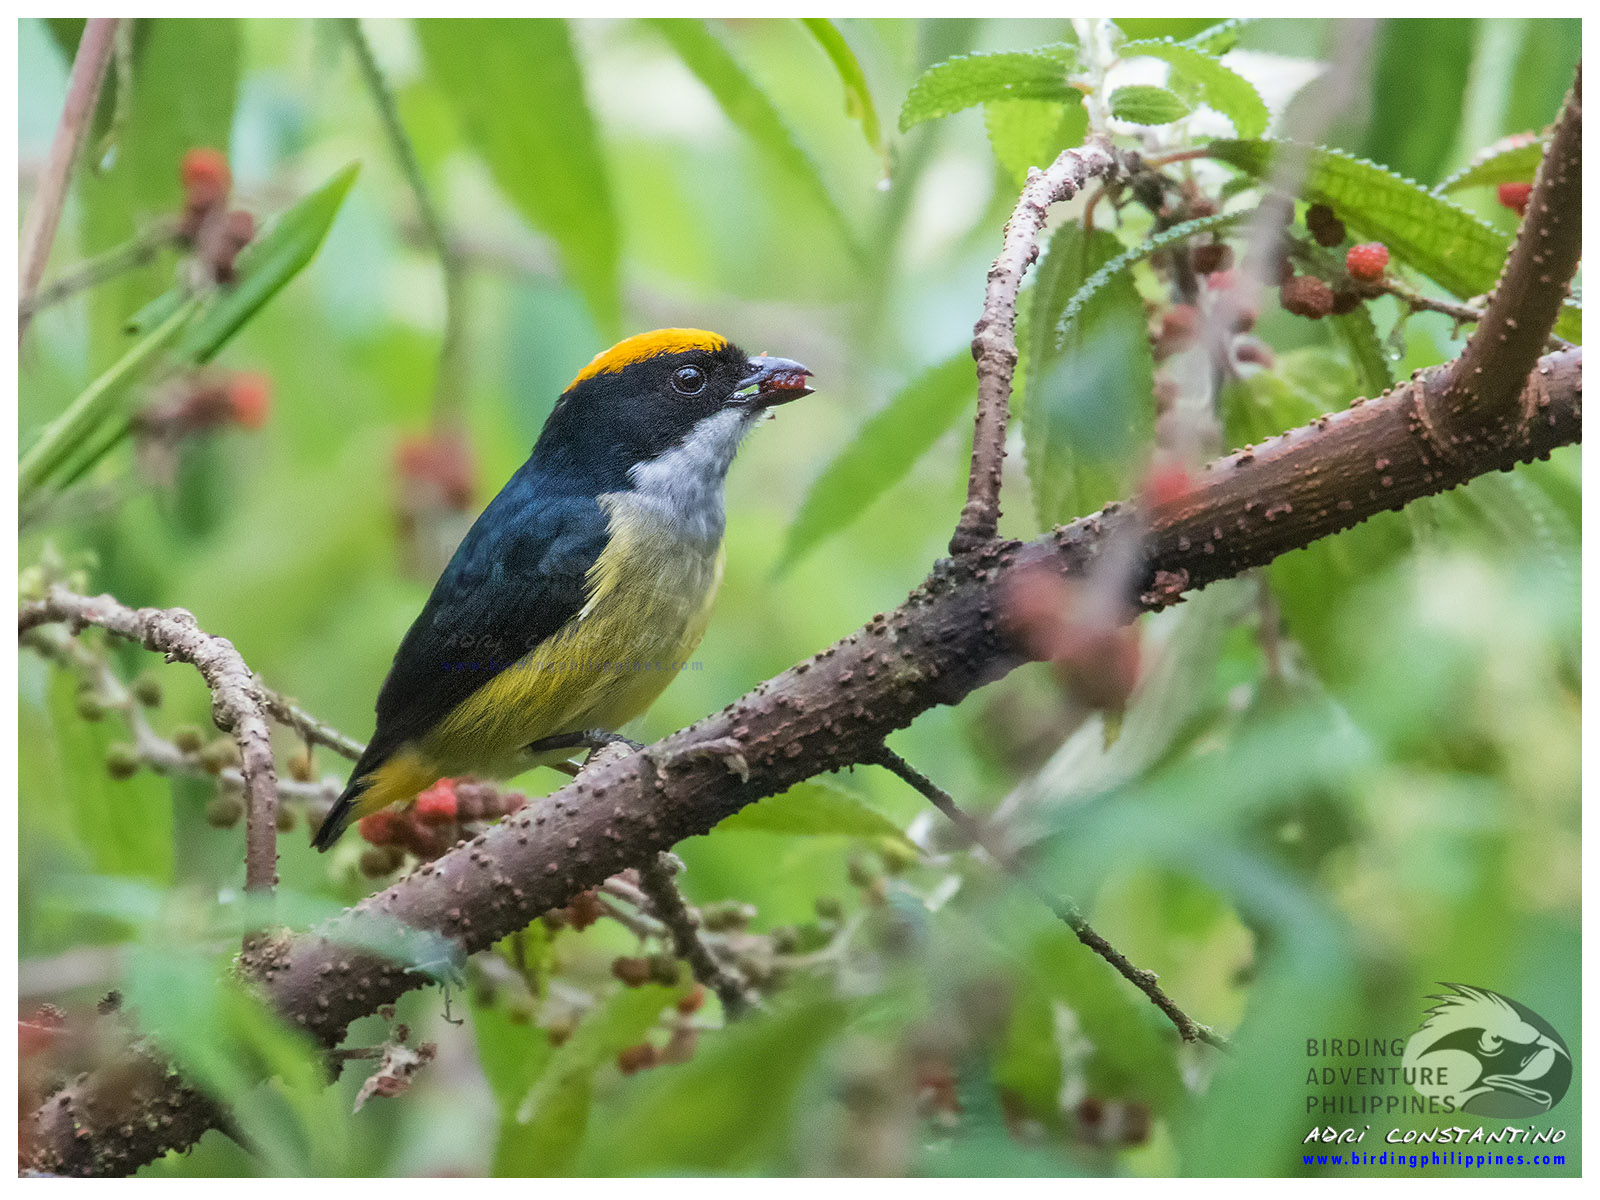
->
[17,18,1580,1177]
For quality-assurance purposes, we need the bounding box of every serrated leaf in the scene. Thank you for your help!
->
[1205,139,1581,343]
[651,19,860,260]
[1330,305,1392,397]
[1025,225,1154,527]
[177,162,359,363]
[1360,19,1476,186]
[1119,39,1268,138]
[418,19,621,335]
[899,45,1078,132]
[499,985,677,1176]
[1051,209,1252,343]
[983,98,1089,186]
[1182,18,1252,55]
[715,780,913,850]
[1434,133,1547,195]
[776,353,974,572]
[1109,84,1190,126]
[800,19,885,167]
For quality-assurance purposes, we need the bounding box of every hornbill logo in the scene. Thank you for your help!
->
[1404,984,1572,1118]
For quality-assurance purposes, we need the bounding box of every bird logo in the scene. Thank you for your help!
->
[1403,984,1572,1118]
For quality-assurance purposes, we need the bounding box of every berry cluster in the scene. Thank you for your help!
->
[178,148,255,284]
[355,778,527,876]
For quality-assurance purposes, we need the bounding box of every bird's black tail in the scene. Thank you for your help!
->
[312,749,382,851]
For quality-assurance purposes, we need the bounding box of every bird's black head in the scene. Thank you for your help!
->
[530,330,811,491]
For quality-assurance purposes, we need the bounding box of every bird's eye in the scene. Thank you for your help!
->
[671,366,706,396]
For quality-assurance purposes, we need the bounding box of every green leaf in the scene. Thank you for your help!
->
[1204,139,1582,342]
[983,98,1089,186]
[1051,209,1252,340]
[1119,39,1268,138]
[1434,133,1547,194]
[19,293,200,503]
[578,993,844,1174]
[1331,305,1392,397]
[1109,84,1190,126]
[497,984,676,1176]
[125,946,349,1176]
[800,19,885,167]
[899,46,1078,132]
[177,162,359,363]
[650,19,860,260]
[715,780,914,850]
[72,19,238,370]
[1359,19,1476,186]
[417,19,621,335]
[776,353,973,572]
[1182,18,1253,55]
[1025,225,1154,527]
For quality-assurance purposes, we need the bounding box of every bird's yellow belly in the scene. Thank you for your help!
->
[422,503,724,778]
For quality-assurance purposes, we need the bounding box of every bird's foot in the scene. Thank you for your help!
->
[525,728,644,767]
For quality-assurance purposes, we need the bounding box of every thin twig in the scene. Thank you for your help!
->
[635,854,756,1020]
[951,137,1129,555]
[20,221,181,321]
[867,745,1230,1050]
[20,586,280,896]
[260,688,366,761]
[341,18,468,426]
[19,18,120,341]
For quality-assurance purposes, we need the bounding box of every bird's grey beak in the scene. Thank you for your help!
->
[734,355,813,407]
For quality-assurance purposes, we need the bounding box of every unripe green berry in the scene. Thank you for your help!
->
[132,672,163,707]
[199,738,240,775]
[647,954,681,987]
[287,747,315,782]
[205,793,244,828]
[172,725,205,754]
[19,565,47,601]
[359,844,402,878]
[847,855,882,890]
[105,743,141,780]
[276,804,296,832]
[75,691,107,722]
[815,896,844,923]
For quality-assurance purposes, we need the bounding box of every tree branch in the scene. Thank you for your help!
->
[950,138,1131,555]
[635,854,756,1020]
[18,18,120,341]
[19,589,280,895]
[1442,65,1582,425]
[868,746,1228,1048]
[23,340,1580,1174]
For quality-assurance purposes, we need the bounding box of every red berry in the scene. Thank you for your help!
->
[1280,275,1335,319]
[414,779,458,825]
[1345,242,1389,282]
[226,373,271,430]
[180,148,231,208]
[1497,181,1533,216]
[676,984,707,1016]
[358,809,401,846]
[1141,461,1193,509]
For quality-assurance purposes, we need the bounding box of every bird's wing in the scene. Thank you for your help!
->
[360,477,610,772]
